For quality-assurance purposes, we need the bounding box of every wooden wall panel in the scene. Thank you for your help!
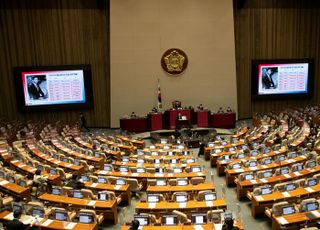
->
[234,0,320,119]
[0,0,110,127]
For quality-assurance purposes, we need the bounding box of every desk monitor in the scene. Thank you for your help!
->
[137,167,146,173]
[73,190,83,198]
[98,192,109,201]
[215,149,222,153]
[32,207,44,218]
[238,153,245,159]
[277,155,286,162]
[137,158,145,163]
[18,180,27,187]
[151,151,159,156]
[250,150,259,157]
[282,205,295,215]
[242,145,248,150]
[7,176,15,183]
[263,158,272,165]
[0,170,5,178]
[191,166,201,173]
[116,179,126,185]
[221,141,228,146]
[134,214,149,226]
[307,160,317,168]
[173,167,183,173]
[163,145,170,150]
[183,150,189,156]
[63,157,69,163]
[224,155,230,161]
[162,214,178,226]
[306,202,318,211]
[161,139,167,144]
[177,179,188,186]
[229,147,235,152]
[97,176,107,184]
[288,152,298,159]
[261,187,272,195]
[264,148,271,154]
[176,193,188,203]
[204,192,217,201]
[147,194,160,203]
[156,179,166,186]
[293,163,303,172]
[263,171,273,178]
[122,157,129,162]
[154,159,161,164]
[119,166,129,173]
[79,213,93,223]
[137,151,144,156]
[94,153,100,158]
[150,145,156,149]
[50,168,56,175]
[285,183,296,191]
[52,186,62,195]
[249,161,257,167]
[224,212,233,220]
[171,159,177,164]
[168,151,174,156]
[12,202,23,214]
[187,158,195,164]
[280,167,289,175]
[192,213,207,225]
[232,163,241,169]
[178,145,184,150]
[55,210,68,221]
[245,173,254,181]
[80,175,89,182]
[306,178,317,187]
[74,159,80,166]
[155,167,164,173]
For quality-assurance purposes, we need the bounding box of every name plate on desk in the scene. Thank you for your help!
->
[42,219,53,227]
[148,203,156,209]
[206,201,214,207]
[277,217,289,225]
[305,187,315,193]
[179,202,187,208]
[282,192,290,197]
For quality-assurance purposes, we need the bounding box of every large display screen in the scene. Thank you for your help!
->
[251,59,314,99]
[14,65,94,111]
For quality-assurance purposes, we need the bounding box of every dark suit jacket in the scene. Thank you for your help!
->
[262,74,275,89]
[28,83,44,99]
[6,219,29,230]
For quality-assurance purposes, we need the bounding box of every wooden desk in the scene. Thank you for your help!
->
[225,155,307,186]
[27,144,84,174]
[0,178,31,201]
[147,183,215,199]
[0,210,99,230]
[236,166,320,200]
[10,160,61,185]
[232,127,250,138]
[94,171,206,190]
[121,222,244,230]
[84,182,131,205]
[248,183,320,218]
[38,193,118,224]
[204,140,245,161]
[211,113,236,129]
[73,136,93,149]
[51,139,104,168]
[270,210,320,230]
[116,135,145,149]
[114,161,198,168]
[96,136,135,153]
[135,199,227,214]
[216,148,287,176]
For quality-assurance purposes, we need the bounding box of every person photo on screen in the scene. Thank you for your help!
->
[27,75,48,100]
[262,67,278,89]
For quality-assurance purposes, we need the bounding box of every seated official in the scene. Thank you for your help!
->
[130,112,137,118]
[222,217,240,230]
[66,174,84,190]
[6,210,31,230]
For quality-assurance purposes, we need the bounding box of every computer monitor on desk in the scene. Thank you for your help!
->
[285,183,296,191]
[156,179,166,186]
[137,158,145,163]
[80,175,89,182]
[73,190,83,198]
[119,166,129,173]
[261,186,272,195]
[204,192,217,201]
[162,214,178,226]
[177,179,188,186]
[306,202,318,211]
[116,179,126,185]
[306,178,317,187]
[173,167,183,173]
[244,173,254,181]
[134,214,149,226]
[147,194,160,203]
[137,167,146,173]
[98,192,109,201]
[191,166,201,173]
[176,193,188,203]
[32,207,45,218]
[79,213,93,223]
[192,213,207,225]
[282,205,295,215]
[55,210,68,221]
[52,186,62,195]
[98,176,107,184]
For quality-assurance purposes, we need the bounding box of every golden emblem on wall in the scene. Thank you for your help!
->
[161,48,188,75]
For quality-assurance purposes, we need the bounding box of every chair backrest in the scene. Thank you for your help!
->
[50,207,69,221]
[81,189,94,199]
[147,179,156,186]
[207,209,223,223]
[271,201,289,216]
[168,179,177,186]
[126,178,140,191]
[172,210,190,224]
[197,190,216,201]
[190,177,205,185]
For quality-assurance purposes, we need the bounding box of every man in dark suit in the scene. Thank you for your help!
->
[6,210,31,230]
[28,76,44,99]
[262,68,275,89]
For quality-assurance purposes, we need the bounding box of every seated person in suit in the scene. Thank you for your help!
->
[130,112,137,118]
[197,104,204,110]
[172,100,182,109]
[218,107,224,113]
[177,113,183,120]
[222,217,239,230]
[151,107,158,113]
[6,210,31,230]
[28,76,45,99]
